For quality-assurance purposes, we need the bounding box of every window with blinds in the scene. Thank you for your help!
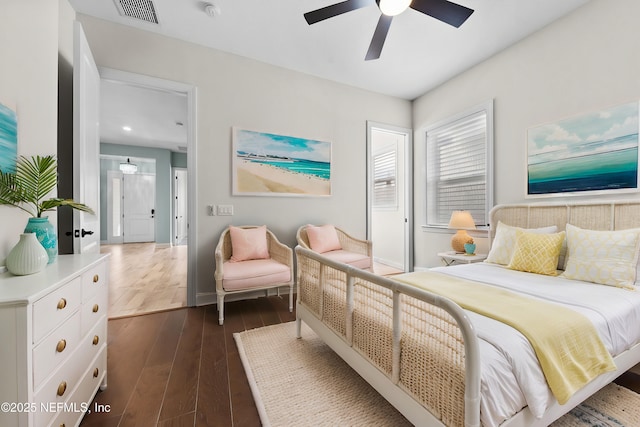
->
[373,148,397,208]
[425,100,493,227]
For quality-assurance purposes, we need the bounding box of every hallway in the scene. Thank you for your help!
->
[101,243,187,318]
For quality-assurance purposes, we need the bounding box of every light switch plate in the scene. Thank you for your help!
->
[217,205,234,216]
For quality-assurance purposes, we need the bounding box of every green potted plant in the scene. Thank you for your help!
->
[0,155,94,265]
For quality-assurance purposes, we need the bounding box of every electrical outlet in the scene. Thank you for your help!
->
[217,205,234,216]
[207,205,216,216]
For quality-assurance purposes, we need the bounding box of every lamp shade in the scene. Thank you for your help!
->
[448,210,476,230]
[448,211,476,252]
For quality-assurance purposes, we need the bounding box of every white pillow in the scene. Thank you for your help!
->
[561,224,640,289]
[485,221,558,265]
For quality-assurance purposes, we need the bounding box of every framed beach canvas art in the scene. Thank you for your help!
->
[527,101,639,197]
[0,101,18,173]
[232,127,331,197]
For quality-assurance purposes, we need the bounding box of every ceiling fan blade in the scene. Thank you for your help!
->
[304,0,371,25]
[410,0,474,28]
[365,15,392,61]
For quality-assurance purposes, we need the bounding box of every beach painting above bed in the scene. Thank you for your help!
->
[232,127,331,197]
[527,101,639,197]
[0,101,18,174]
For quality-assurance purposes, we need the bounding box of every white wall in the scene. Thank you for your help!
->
[412,0,640,269]
[0,0,64,266]
[75,15,412,299]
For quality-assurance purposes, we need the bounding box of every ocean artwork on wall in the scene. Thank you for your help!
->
[0,101,18,173]
[232,127,331,196]
[527,101,639,197]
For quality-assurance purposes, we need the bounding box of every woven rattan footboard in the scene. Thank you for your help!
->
[295,246,481,427]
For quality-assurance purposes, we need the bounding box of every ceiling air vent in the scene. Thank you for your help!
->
[115,0,160,25]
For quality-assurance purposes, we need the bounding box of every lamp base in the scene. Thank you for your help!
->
[451,230,471,253]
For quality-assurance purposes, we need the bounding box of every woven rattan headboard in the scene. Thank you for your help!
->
[489,199,640,245]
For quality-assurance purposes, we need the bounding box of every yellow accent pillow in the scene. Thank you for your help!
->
[507,229,566,276]
[486,221,558,265]
[561,224,640,289]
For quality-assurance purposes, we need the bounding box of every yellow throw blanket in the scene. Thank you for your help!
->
[395,271,616,404]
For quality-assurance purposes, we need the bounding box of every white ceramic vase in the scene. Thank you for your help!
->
[6,233,49,276]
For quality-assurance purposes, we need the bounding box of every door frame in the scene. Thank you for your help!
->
[366,121,413,272]
[173,167,188,246]
[99,67,198,307]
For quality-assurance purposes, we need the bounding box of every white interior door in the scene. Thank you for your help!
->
[367,123,413,272]
[123,173,156,243]
[174,168,188,245]
[73,21,100,253]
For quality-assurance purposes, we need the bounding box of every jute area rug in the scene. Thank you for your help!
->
[234,322,640,427]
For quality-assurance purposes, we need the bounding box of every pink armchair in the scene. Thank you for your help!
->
[214,225,294,325]
[296,224,372,270]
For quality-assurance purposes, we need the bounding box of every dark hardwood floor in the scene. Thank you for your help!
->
[80,296,295,427]
[81,296,640,427]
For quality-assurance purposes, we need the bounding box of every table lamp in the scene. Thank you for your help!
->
[448,210,476,253]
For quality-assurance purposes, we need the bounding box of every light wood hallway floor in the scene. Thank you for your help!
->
[101,243,187,318]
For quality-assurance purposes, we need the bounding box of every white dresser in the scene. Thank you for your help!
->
[0,253,109,427]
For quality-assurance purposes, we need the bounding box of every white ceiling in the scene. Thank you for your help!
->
[99,79,188,153]
[69,0,590,151]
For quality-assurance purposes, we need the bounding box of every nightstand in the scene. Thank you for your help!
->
[438,251,487,266]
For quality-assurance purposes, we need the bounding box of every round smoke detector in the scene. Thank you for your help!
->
[204,3,221,17]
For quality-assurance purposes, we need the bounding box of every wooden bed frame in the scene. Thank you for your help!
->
[295,199,640,427]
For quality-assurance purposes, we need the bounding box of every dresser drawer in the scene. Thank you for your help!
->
[82,261,107,303]
[81,283,108,336]
[33,277,82,344]
[77,317,107,372]
[33,346,86,427]
[47,349,107,427]
[33,310,81,390]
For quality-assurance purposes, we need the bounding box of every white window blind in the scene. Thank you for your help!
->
[426,101,493,227]
[373,148,397,208]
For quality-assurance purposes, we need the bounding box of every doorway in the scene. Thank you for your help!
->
[99,68,197,308]
[367,122,413,272]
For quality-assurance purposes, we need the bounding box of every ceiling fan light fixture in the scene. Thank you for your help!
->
[377,0,411,16]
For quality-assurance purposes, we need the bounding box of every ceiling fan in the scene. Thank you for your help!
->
[304,0,474,60]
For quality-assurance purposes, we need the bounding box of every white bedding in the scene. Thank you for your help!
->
[430,262,640,427]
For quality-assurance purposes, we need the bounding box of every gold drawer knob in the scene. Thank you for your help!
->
[57,381,67,397]
[57,298,67,310]
[93,274,99,283]
[93,368,99,378]
[92,304,99,313]
[56,339,67,353]
[60,424,66,427]
[92,335,100,345]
